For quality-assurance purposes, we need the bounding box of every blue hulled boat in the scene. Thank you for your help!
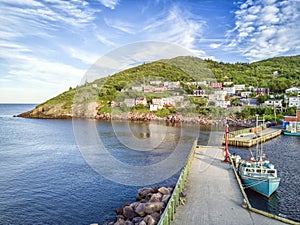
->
[282,121,300,136]
[238,115,280,198]
[238,160,280,197]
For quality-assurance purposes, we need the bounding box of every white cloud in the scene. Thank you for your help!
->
[209,43,222,49]
[99,0,119,9]
[226,0,300,61]
[142,5,207,57]
[104,18,135,34]
[96,34,116,47]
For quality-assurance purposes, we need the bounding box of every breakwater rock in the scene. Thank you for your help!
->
[103,186,174,225]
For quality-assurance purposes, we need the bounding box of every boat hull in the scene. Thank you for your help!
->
[241,175,280,197]
[283,131,300,136]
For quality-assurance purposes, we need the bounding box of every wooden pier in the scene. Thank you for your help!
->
[225,127,282,147]
[169,146,292,225]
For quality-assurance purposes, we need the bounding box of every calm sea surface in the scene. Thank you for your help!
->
[0,104,299,224]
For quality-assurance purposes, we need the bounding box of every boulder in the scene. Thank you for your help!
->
[150,212,160,222]
[134,203,146,217]
[161,194,171,204]
[149,193,162,202]
[138,188,155,199]
[158,187,170,195]
[132,217,143,224]
[143,215,156,225]
[139,221,146,225]
[123,206,137,220]
[144,202,164,215]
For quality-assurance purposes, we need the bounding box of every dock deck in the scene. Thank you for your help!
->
[171,146,286,225]
[227,127,282,147]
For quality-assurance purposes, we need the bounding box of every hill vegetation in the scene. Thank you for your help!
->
[18,55,300,120]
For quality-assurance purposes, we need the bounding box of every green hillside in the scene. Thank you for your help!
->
[18,55,300,119]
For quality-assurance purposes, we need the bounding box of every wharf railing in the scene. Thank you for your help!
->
[157,139,198,225]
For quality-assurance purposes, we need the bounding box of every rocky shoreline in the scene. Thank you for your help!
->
[18,103,254,127]
[102,185,174,225]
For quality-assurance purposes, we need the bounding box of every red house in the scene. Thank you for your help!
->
[284,110,300,122]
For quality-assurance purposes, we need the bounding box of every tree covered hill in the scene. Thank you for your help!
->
[18,55,300,119]
[205,55,300,92]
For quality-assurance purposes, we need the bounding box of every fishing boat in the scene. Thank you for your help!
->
[283,110,300,136]
[238,159,280,197]
[238,115,280,197]
[282,121,300,136]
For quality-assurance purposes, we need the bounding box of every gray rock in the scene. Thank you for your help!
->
[138,188,154,199]
[123,206,137,220]
[143,215,156,225]
[158,187,170,195]
[132,217,143,224]
[149,193,162,202]
[139,221,146,225]
[150,212,160,222]
[124,220,133,225]
[144,202,164,215]
[134,203,146,217]
[161,194,171,204]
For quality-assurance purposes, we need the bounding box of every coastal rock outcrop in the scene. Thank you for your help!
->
[103,186,174,225]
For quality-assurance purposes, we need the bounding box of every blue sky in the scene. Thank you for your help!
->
[0,0,299,103]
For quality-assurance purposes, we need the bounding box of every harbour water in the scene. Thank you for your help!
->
[0,104,299,224]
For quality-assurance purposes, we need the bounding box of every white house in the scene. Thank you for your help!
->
[234,84,246,91]
[286,87,300,95]
[289,97,300,108]
[223,81,233,86]
[241,91,252,98]
[132,86,143,92]
[124,99,135,107]
[209,90,230,108]
[135,97,147,106]
[150,80,162,86]
[264,99,282,108]
[223,87,235,95]
[209,90,227,101]
[164,81,180,89]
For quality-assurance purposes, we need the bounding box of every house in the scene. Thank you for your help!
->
[150,104,158,111]
[187,81,209,87]
[284,110,300,122]
[132,86,143,92]
[193,90,206,96]
[154,86,167,92]
[255,88,270,95]
[170,95,184,102]
[264,99,282,108]
[143,85,155,92]
[150,98,164,111]
[223,81,233,86]
[135,97,147,106]
[215,100,231,108]
[209,90,230,108]
[161,98,176,107]
[241,91,252,98]
[124,98,135,107]
[223,87,235,95]
[164,81,180,89]
[234,84,246,91]
[209,90,227,101]
[150,80,162,86]
[212,82,222,88]
[289,97,300,108]
[286,87,300,95]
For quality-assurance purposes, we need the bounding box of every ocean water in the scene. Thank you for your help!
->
[0,104,299,224]
[0,104,203,225]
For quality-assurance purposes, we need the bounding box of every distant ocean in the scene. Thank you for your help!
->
[0,104,299,224]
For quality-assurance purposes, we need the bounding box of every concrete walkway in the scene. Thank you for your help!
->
[172,146,286,225]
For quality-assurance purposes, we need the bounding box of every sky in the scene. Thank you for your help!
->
[0,0,299,103]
